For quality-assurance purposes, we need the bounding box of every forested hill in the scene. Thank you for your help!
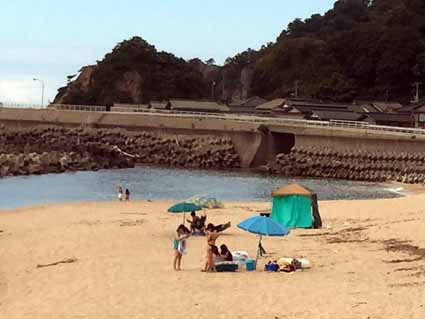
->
[251,0,425,102]
[54,37,212,105]
[55,0,425,105]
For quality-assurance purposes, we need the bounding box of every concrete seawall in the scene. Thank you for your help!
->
[0,108,294,167]
[2,108,425,167]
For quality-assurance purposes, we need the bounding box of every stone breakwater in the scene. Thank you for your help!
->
[0,125,240,178]
[268,146,425,184]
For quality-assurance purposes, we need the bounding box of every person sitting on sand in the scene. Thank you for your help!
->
[173,224,191,271]
[188,212,230,235]
[187,212,206,235]
[220,244,233,261]
[211,245,223,264]
[202,223,220,272]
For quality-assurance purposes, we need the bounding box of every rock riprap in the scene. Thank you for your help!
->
[268,146,425,184]
[0,125,240,178]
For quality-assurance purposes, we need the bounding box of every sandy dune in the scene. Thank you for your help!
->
[1,196,425,318]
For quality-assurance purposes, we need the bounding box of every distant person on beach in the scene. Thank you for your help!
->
[117,186,124,201]
[125,188,130,201]
[173,224,191,271]
[202,223,220,272]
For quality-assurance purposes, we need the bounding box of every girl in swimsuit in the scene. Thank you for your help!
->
[202,223,220,272]
[173,224,190,271]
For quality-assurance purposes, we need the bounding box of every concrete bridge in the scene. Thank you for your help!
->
[1,107,425,167]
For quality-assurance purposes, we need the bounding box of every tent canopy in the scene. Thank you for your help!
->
[271,183,321,229]
[272,183,312,197]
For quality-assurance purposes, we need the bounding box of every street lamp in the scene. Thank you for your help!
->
[33,78,45,107]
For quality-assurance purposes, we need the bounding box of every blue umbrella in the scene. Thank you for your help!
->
[168,202,202,224]
[238,215,290,266]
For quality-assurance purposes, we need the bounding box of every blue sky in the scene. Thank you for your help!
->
[0,0,336,104]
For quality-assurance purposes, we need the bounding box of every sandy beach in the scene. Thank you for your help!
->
[1,195,425,319]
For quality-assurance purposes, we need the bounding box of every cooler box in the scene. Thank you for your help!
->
[245,259,256,271]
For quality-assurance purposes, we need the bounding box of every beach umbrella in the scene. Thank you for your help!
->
[168,202,202,224]
[237,215,290,266]
[186,195,223,209]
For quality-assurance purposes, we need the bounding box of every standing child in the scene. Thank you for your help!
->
[173,225,190,271]
[117,186,124,201]
[125,188,130,201]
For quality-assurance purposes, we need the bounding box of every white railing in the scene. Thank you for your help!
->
[2,103,425,136]
[123,108,425,136]
[0,102,44,109]
[49,104,107,112]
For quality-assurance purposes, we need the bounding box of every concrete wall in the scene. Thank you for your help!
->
[0,108,266,167]
[2,108,425,167]
[269,124,425,153]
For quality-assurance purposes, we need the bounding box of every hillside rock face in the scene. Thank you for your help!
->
[55,66,95,104]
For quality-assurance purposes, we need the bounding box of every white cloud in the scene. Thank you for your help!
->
[0,78,58,105]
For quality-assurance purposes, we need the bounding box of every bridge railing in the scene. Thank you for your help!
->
[124,108,425,136]
[3,103,425,136]
[0,102,44,109]
[48,104,107,112]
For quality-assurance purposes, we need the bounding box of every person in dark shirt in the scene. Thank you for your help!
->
[220,244,233,261]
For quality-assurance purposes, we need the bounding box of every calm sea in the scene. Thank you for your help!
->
[0,165,402,209]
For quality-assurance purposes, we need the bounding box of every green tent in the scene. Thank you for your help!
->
[271,184,322,229]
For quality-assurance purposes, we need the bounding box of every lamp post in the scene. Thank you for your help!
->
[33,78,45,107]
[211,81,216,101]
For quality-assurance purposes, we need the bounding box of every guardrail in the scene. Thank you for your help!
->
[49,104,107,112]
[2,103,425,136]
[123,108,425,136]
[0,102,44,109]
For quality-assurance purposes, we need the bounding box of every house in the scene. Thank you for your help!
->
[352,101,403,113]
[228,96,266,113]
[150,101,171,110]
[255,98,286,114]
[364,113,412,127]
[169,100,229,112]
[398,102,425,128]
[276,99,352,118]
[310,110,367,122]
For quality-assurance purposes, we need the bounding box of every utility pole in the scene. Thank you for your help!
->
[385,88,390,101]
[412,82,422,103]
[294,81,299,98]
[211,81,216,101]
[222,72,225,101]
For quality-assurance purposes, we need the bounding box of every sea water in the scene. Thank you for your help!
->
[0,165,402,209]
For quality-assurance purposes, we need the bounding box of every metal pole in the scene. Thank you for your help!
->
[33,78,45,107]
[41,81,45,107]
[255,234,262,267]
[211,81,216,101]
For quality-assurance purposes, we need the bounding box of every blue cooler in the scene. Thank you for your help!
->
[245,259,256,271]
